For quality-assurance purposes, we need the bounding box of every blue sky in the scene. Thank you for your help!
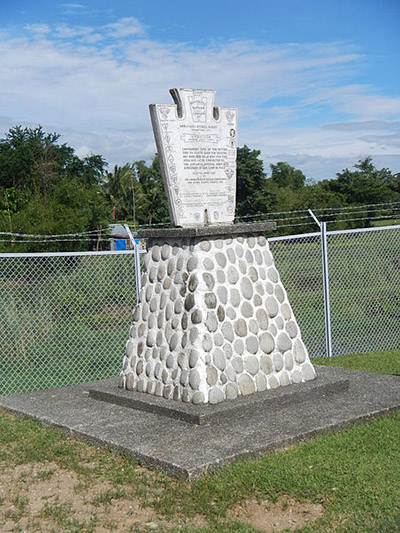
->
[1,0,399,180]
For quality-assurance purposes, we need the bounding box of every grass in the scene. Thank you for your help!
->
[312,349,400,375]
[1,350,399,532]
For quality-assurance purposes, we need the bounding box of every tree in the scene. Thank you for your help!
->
[236,145,276,219]
[0,125,109,251]
[270,162,306,190]
[134,156,170,226]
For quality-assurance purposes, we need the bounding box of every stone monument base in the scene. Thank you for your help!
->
[119,223,316,404]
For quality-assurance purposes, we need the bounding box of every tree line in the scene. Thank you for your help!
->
[0,125,398,251]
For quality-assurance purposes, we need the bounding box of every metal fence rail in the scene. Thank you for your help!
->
[1,225,399,396]
[0,250,136,395]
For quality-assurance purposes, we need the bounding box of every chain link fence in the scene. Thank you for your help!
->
[1,225,399,396]
[0,251,137,395]
[270,225,400,357]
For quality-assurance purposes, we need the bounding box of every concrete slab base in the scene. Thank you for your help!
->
[1,366,399,480]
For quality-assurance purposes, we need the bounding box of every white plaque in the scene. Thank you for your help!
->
[149,88,237,227]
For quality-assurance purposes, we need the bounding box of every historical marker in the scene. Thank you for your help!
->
[149,88,237,227]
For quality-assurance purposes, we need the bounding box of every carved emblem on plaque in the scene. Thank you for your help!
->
[149,88,238,227]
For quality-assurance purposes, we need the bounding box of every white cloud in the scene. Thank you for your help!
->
[0,21,399,180]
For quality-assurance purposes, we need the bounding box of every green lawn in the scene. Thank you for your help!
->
[1,350,399,532]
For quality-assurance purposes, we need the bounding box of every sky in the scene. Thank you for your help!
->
[1,0,400,180]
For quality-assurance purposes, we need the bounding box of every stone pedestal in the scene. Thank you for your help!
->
[119,223,316,404]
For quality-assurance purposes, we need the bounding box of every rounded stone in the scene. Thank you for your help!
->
[174,272,183,285]
[142,303,150,321]
[266,296,279,318]
[202,333,213,352]
[222,321,234,342]
[260,355,273,374]
[302,363,316,381]
[223,342,233,359]
[214,239,223,249]
[256,309,269,330]
[254,249,263,265]
[207,365,218,386]
[137,380,145,393]
[241,301,253,318]
[149,267,157,283]
[137,340,144,357]
[151,246,160,262]
[217,286,228,304]
[276,316,284,329]
[265,282,274,295]
[234,318,247,337]
[170,287,177,301]
[176,255,184,271]
[165,302,173,321]
[156,330,163,347]
[268,267,279,283]
[226,307,237,320]
[213,348,226,371]
[214,332,224,346]
[160,292,168,310]
[200,240,211,251]
[206,311,218,333]
[188,274,198,292]
[257,236,267,246]
[136,360,143,376]
[292,370,303,383]
[263,250,273,266]
[227,266,239,285]
[293,339,306,363]
[145,285,153,302]
[275,285,285,303]
[249,318,259,334]
[141,272,148,286]
[273,351,284,371]
[268,375,279,389]
[189,349,199,368]
[227,248,236,264]
[155,282,162,295]
[181,313,188,330]
[277,332,292,352]
[125,373,134,391]
[246,335,259,355]
[202,272,215,290]
[126,339,135,357]
[269,324,277,336]
[189,369,201,389]
[256,373,268,391]
[215,252,227,268]
[171,317,179,329]
[244,355,259,375]
[161,243,171,260]
[245,250,254,264]
[281,303,292,320]
[182,389,190,402]
[230,288,240,307]
[187,327,198,344]
[181,332,188,348]
[233,339,244,356]
[253,294,262,307]
[163,385,173,399]
[239,259,247,274]
[240,277,254,300]
[185,293,195,311]
[248,266,258,282]
[146,330,155,348]
[280,371,290,386]
[133,305,140,322]
[259,267,266,280]
[145,362,152,378]
[204,292,217,309]
[173,300,182,315]
[187,256,198,272]
[192,391,205,404]
[238,374,256,396]
[169,332,179,351]
[216,269,226,284]
[167,258,175,276]
[226,383,238,400]
[157,264,166,281]
[209,387,225,405]
[260,332,275,354]
[225,365,236,382]
[150,296,159,313]
[235,244,244,258]
[166,353,175,369]
[255,282,265,296]
[217,305,225,322]
[203,258,214,271]
[154,362,162,379]
[286,320,298,339]
[284,352,294,371]
[232,356,244,373]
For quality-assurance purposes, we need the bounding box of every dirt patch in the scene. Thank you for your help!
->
[229,495,324,532]
[0,462,202,532]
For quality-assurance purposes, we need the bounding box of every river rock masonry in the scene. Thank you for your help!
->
[119,226,316,405]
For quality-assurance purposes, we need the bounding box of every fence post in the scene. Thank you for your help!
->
[124,224,141,303]
[308,211,333,357]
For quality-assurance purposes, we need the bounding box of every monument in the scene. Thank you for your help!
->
[119,88,316,404]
